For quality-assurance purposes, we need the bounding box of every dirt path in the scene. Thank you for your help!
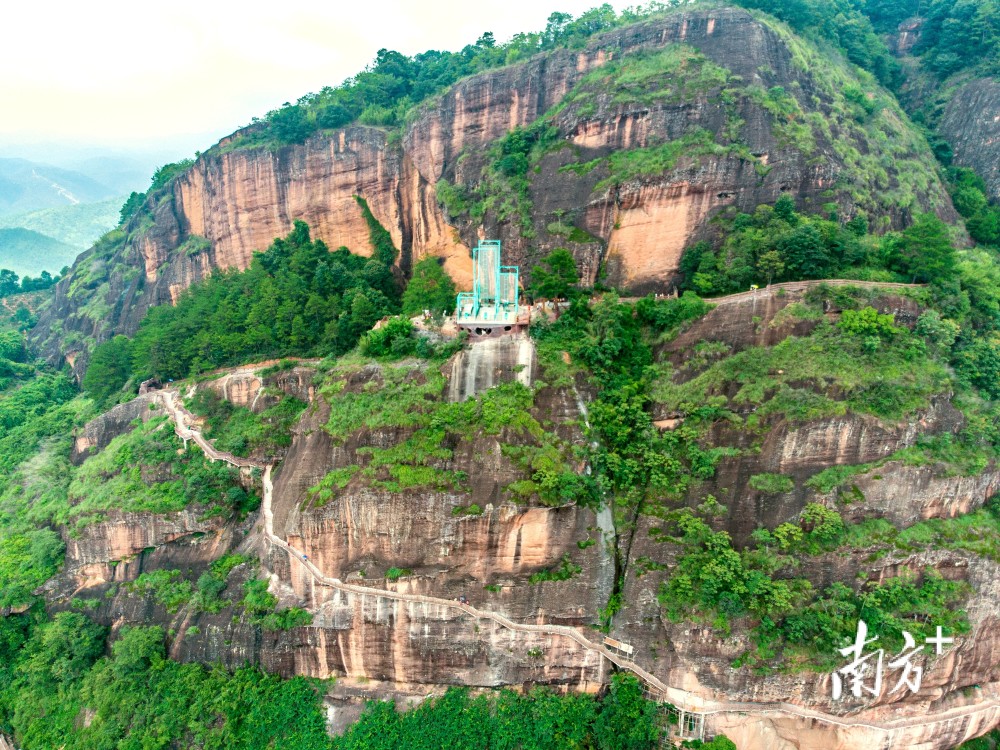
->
[153,388,1000,741]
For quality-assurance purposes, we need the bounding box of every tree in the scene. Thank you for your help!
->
[702,736,739,750]
[593,674,659,750]
[317,103,355,129]
[896,213,958,284]
[401,257,457,315]
[779,224,831,279]
[21,612,104,687]
[362,316,416,357]
[530,248,579,300]
[118,191,147,225]
[774,194,798,224]
[0,269,19,297]
[757,249,785,285]
[0,330,24,361]
[270,104,315,144]
[84,335,134,405]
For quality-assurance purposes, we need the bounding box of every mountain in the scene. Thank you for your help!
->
[0,227,79,277]
[0,158,118,217]
[31,7,956,374]
[0,197,123,251]
[6,4,1000,750]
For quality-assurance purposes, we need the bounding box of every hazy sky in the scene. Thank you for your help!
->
[2,0,628,156]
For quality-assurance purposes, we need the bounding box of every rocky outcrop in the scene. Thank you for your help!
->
[202,363,318,411]
[939,77,1000,202]
[71,393,160,463]
[445,333,535,402]
[32,7,955,375]
[889,17,924,55]
[45,327,1000,749]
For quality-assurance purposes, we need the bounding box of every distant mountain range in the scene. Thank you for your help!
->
[0,197,123,249]
[0,158,120,217]
[0,153,152,275]
[0,227,80,277]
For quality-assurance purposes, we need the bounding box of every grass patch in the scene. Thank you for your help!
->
[748,473,794,494]
[66,417,259,528]
[187,388,307,456]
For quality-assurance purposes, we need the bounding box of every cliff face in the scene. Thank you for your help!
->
[31,6,955,376]
[939,77,1000,202]
[47,324,1000,750]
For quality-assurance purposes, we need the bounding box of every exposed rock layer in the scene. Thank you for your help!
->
[31,7,955,376]
[939,77,1000,202]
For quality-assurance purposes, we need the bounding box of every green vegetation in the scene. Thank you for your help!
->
[463,120,561,236]
[528,553,583,584]
[565,129,753,191]
[400,256,456,316]
[0,229,77,280]
[949,167,1000,247]
[234,7,678,148]
[81,334,131,406]
[0,374,83,474]
[657,505,969,669]
[680,197,959,295]
[0,608,677,750]
[194,553,251,613]
[861,0,999,77]
[529,248,581,301]
[67,417,259,527]
[748,473,795,494]
[237,576,314,630]
[127,569,194,613]
[0,375,96,611]
[0,613,332,749]
[579,45,732,106]
[187,388,307,456]
[737,0,903,86]
[335,673,661,750]
[0,529,63,609]
[654,315,949,422]
[321,362,586,506]
[84,219,401,394]
[306,466,361,508]
[118,160,194,225]
[957,728,1000,750]
[0,196,122,251]
[0,264,61,297]
[1,604,689,750]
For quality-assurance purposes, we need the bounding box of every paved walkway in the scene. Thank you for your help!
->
[620,279,926,307]
[153,387,1000,741]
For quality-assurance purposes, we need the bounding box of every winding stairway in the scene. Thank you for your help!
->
[152,379,1000,746]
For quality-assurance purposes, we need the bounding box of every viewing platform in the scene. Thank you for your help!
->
[454,240,530,337]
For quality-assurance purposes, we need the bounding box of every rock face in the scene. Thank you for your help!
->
[47,329,1000,749]
[31,6,955,376]
[70,393,159,463]
[889,17,924,55]
[939,77,1000,202]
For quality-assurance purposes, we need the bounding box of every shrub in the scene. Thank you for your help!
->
[260,608,313,631]
[401,258,456,316]
[529,248,579,301]
[361,316,417,358]
[838,306,900,338]
[748,473,794,494]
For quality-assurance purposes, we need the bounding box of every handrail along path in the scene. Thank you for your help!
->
[153,377,1000,741]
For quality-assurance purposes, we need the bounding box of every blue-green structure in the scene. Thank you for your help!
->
[455,240,521,331]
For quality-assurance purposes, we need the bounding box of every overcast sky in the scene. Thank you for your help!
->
[1,0,629,157]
